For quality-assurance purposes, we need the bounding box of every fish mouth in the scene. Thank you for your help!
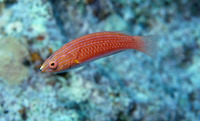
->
[40,65,44,72]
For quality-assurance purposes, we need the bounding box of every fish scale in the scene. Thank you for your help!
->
[40,32,158,72]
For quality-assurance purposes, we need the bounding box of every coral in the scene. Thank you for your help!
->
[9,0,51,38]
[57,74,92,103]
[0,37,29,85]
[103,14,129,31]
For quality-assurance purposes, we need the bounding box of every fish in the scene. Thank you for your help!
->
[40,31,158,73]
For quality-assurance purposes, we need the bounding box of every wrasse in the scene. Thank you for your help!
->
[40,32,158,73]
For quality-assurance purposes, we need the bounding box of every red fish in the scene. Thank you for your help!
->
[40,32,158,72]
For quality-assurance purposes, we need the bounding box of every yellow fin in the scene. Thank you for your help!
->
[74,59,80,64]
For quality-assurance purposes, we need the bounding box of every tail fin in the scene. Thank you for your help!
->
[139,35,160,58]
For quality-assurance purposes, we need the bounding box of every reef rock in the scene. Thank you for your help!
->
[0,37,29,85]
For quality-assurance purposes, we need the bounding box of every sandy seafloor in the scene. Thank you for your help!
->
[0,0,200,121]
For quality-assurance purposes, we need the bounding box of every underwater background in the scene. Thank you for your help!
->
[0,0,200,121]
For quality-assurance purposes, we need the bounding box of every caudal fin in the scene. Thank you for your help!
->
[139,35,160,58]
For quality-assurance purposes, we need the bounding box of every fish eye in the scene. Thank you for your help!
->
[48,61,58,69]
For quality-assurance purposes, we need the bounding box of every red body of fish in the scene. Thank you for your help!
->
[40,32,158,72]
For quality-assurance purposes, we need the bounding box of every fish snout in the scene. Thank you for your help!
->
[40,65,44,72]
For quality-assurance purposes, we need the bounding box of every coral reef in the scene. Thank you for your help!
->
[0,0,200,121]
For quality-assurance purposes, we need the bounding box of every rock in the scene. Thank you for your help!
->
[0,37,29,85]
